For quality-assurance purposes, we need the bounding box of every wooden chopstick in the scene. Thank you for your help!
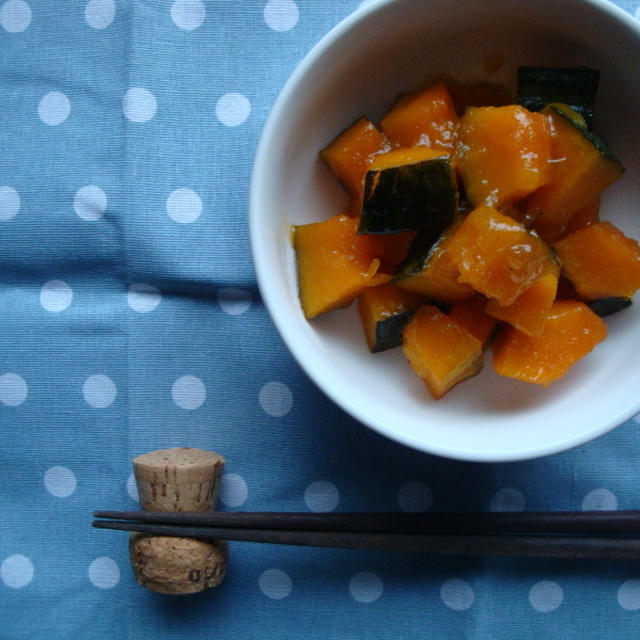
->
[92,518,640,560]
[92,510,640,559]
[93,509,640,535]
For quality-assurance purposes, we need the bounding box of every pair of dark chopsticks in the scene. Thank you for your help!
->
[92,510,640,560]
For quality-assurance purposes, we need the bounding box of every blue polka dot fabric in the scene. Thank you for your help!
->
[3,1,640,638]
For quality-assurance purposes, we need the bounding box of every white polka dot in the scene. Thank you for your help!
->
[88,557,120,589]
[581,488,617,511]
[44,465,76,498]
[0,186,20,221]
[38,91,71,126]
[263,0,299,32]
[398,481,432,512]
[170,0,205,30]
[259,568,292,599]
[218,287,252,315]
[83,374,117,408]
[215,92,251,127]
[259,381,293,417]
[489,487,526,512]
[1,555,33,588]
[40,279,73,312]
[529,580,563,612]
[171,375,206,410]
[0,373,28,407]
[0,0,31,32]
[440,578,474,610]
[122,87,157,123]
[84,0,115,29]
[219,473,248,508]
[126,473,139,502]
[74,185,107,221]
[349,571,383,603]
[166,188,202,224]
[618,579,640,610]
[304,480,339,513]
[127,283,161,313]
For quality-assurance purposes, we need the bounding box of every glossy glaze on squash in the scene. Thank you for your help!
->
[485,271,559,337]
[521,105,624,227]
[319,117,389,201]
[553,221,640,300]
[446,206,557,306]
[456,105,551,208]
[294,214,390,319]
[492,300,607,386]
[402,305,483,399]
[393,222,475,304]
[379,82,459,151]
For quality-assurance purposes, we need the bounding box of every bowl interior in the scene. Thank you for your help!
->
[250,0,640,461]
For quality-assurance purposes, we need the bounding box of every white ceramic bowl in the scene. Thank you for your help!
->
[249,0,640,462]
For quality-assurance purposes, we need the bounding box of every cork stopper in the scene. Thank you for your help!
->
[133,447,225,512]
[129,447,228,595]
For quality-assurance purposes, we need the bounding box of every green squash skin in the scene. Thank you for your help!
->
[358,158,457,234]
[587,297,632,317]
[546,104,624,168]
[392,226,443,281]
[371,310,415,353]
[517,66,599,128]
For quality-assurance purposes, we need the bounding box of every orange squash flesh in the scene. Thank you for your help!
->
[530,197,600,245]
[294,214,390,319]
[521,105,624,228]
[379,82,459,152]
[492,300,607,386]
[456,105,551,208]
[485,271,559,337]
[446,206,558,306]
[319,117,389,201]
[448,296,497,345]
[358,284,425,352]
[394,222,475,304]
[375,231,417,273]
[402,305,483,399]
[553,221,640,300]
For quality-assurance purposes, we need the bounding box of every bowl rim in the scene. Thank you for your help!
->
[249,0,640,462]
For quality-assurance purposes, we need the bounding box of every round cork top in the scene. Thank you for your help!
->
[133,447,225,485]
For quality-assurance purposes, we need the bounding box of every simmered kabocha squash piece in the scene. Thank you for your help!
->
[553,221,640,300]
[531,196,600,244]
[359,147,457,234]
[294,214,390,319]
[393,222,475,304]
[456,105,551,208]
[374,231,417,273]
[357,284,425,352]
[448,296,497,346]
[319,117,389,202]
[485,271,559,337]
[521,104,624,228]
[516,66,599,129]
[379,82,459,152]
[402,305,483,399]
[492,300,607,386]
[446,206,558,306]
